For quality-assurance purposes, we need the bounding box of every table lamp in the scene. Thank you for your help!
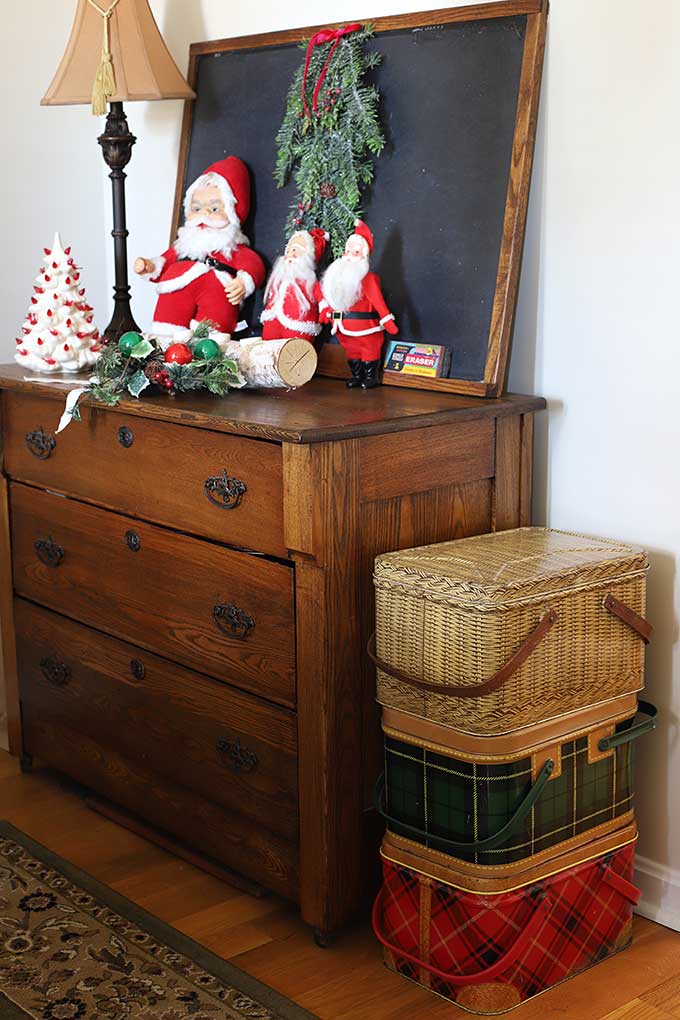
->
[41,0,196,342]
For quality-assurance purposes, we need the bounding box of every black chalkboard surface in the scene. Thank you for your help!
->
[173,2,547,396]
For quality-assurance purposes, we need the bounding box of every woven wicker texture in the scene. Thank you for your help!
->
[374,528,648,735]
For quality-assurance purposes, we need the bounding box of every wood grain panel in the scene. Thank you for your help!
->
[0,476,20,755]
[4,392,286,557]
[0,368,546,443]
[15,600,298,842]
[493,414,522,531]
[10,484,296,707]
[359,420,495,501]
[21,715,299,900]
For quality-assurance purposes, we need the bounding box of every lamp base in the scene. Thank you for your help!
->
[98,102,141,344]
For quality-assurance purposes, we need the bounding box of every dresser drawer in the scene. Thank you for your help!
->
[16,600,298,842]
[3,392,287,557]
[22,714,299,899]
[11,483,296,707]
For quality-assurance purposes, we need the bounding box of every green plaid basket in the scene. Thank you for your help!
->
[377,702,656,867]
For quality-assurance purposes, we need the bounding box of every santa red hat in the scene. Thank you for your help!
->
[352,219,374,255]
[183,156,251,224]
[292,227,329,263]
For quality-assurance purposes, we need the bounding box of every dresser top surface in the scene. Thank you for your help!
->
[0,366,545,443]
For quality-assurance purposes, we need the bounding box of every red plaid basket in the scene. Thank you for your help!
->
[373,830,639,1014]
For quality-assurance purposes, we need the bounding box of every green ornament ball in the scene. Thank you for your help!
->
[118,331,143,355]
[193,338,221,361]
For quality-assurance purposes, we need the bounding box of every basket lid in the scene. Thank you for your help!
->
[373,528,648,609]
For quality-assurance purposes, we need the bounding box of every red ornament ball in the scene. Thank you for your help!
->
[164,343,193,365]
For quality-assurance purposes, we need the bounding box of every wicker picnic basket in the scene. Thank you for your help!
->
[372,528,652,736]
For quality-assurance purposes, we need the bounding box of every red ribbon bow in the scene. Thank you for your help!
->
[302,23,362,119]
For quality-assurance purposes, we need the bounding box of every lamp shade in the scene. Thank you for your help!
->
[42,0,196,106]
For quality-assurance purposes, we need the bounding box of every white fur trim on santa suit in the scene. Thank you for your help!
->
[140,255,166,281]
[380,314,395,326]
[330,320,384,338]
[260,305,322,337]
[154,262,209,294]
[237,271,255,298]
[150,323,193,349]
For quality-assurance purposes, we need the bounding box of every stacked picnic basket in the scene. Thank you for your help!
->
[370,527,657,1014]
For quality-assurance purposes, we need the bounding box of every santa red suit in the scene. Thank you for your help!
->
[260,228,328,341]
[139,157,265,337]
[317,221,398,366]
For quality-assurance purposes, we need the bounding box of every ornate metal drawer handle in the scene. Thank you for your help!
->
[34,537,64,568]
[26,427,56,460]
[125,530,141,552]
[118,425,134,448]
[205,469,247,510]
[212,602,255,640]
[216,737,258,773]
[40,656,71,687]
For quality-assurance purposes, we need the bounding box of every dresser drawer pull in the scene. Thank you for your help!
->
[130,659,146,681]
[118,426,134,448]
[34,537,64,568]
[40,656,71,687]
[212,602,255,640]
[125,530,141,552]
[205,469,247,510]
[216,737,258,773]
[26,426,56,460]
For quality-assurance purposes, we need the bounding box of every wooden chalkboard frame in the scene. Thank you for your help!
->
[172,0,547,398]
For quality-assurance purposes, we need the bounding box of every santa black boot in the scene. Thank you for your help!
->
[361,360,381,389]
[346,359,364,388]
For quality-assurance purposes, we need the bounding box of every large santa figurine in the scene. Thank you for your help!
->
[317,221,398,389]
[260,228,328,341]
[134,157,265,340]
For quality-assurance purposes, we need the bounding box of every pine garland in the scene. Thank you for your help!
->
[274,25,384,257]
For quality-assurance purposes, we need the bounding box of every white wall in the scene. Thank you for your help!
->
[2,0,679,927]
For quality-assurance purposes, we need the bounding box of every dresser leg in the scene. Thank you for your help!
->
[19,753,33,774]
[313,928,334,949]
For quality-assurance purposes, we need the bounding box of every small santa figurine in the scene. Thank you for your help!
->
[317,221,398,389]
[260,228,328,341]
[134,157,265,341]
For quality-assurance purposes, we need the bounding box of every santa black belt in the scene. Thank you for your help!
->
[331,311,376,320]
[178,256,237,277]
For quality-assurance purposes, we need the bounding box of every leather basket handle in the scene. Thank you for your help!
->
[367,609,557,699]
[604,594,653,644]
[598,701,657,753]
[372,884,551,986]
[375,757,554,854]
[602,865,641,906]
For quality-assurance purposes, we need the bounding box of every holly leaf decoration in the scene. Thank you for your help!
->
[127,370,151,398]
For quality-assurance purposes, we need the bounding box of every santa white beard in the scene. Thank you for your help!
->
[321,255,369,311]
[263,253,317,314]
[175,219,249,260]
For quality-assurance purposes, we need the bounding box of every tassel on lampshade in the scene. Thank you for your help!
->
[42,0,195,341]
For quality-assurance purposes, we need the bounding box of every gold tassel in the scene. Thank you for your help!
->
[87,0,121,115]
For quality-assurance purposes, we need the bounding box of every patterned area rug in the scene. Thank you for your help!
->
[0,822,316,1020]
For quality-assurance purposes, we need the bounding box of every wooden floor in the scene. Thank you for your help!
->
[1,750,680,1019]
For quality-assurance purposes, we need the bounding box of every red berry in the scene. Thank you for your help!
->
[65,277,71,284]
[50,329,58,336]
[66,319,72,327]
[44,358,56,365]
[47,310,52,317]
[44,275,51,281]
[65,246,71,255]
[68,258,74,266]
[74,273,80,281]
[52,262,58,269]
[43,248,51,256]
[34,286,43,293]
[31,297,37,304]
[53,293,59,300]
[15,338,21,345]
[63,344,70,352]
[79,289,85,296]
[18,349,28,356]
[22,327,29,335]
[77,332,87,339]
[86,316,93,323]
[37,338,44,345]
[91,345,101,353]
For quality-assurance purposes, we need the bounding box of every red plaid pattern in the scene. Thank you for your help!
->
[374,841,638,1013]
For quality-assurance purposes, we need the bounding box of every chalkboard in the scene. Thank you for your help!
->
[173,3,547,396]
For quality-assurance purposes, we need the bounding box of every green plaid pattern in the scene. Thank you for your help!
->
[384,718,635,866]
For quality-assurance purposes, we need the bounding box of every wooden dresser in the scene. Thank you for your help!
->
[0,366,544,941]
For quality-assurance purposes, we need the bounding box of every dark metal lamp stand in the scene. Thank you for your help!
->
[98,101,140,343]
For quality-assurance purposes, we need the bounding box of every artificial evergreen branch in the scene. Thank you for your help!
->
[275,25,385,257]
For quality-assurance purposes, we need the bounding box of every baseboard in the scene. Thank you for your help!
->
[634,855,680,931]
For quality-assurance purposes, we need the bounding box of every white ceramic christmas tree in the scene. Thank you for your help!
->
[15,233,102,373]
